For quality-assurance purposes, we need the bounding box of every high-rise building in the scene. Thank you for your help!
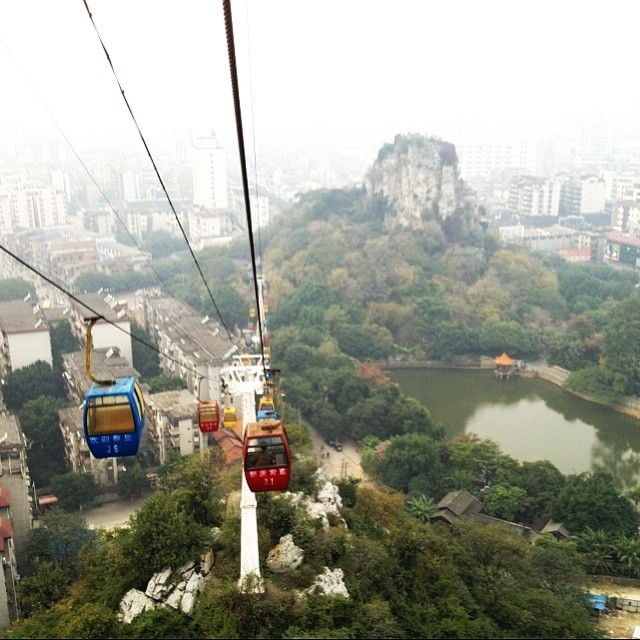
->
[575,113,612,168]
[192,134,228,211]
[454,134,540,180]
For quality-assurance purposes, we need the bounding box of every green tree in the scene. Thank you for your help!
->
[49,320,79,372]
[49,472,96,511]
[627,486,640,511]
[444,434,519,493]
[17,560,69,616]
[141,229,184,259]
[18,395,67,486]
[157,450,225,526]
[57,602,120,639]
[482,483,528,522]
[145,374,186,393]
[379,433,445,495]
[127,607,189,638]
[2,360,65,411]
[25,510,95,576]
[574,526,616,575]
[601,294,640,395]
[406,493,437,523]
[117,462,151,500]
[203,284,248,330]
[612,536,640,578]
[551,471,640,537]
[122,491,213,577]
[513,459,565,528]
[0,277,36,302]
[131,323,161,378]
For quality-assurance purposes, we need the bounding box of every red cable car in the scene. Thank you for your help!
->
[197,400,220,433]
[243,419,291,493]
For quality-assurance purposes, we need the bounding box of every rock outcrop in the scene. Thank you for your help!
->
[288,474,346,529]
[364,133,472,229]
[302,567,349,598]
[119,550,214,624]
[265,533,305,573]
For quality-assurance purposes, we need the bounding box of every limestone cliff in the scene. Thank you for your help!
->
[364,133,472,230]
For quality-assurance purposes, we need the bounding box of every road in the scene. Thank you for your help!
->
[307,426,368,482]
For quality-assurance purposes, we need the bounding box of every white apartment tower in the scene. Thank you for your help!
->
[192,134,228,211]
[455,135,540,180]
[575,113,612,167]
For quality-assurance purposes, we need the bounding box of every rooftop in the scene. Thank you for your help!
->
[0,414,26,450]
[0,299,48,334]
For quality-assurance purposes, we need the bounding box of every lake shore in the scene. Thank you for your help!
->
[381,358,640,421]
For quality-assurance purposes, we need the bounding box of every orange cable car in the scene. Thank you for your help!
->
[243,419,291,492]
[197,400,220,433]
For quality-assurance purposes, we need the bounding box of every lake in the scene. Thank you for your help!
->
[389,367,640,490]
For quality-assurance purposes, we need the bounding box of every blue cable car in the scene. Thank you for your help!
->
[83,377,145,459]
[82,317,145,459]
[257,394,279,421]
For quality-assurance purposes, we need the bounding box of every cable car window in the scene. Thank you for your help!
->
[86,395,136,435]
[247,436,287,468]
[133,383,145,414]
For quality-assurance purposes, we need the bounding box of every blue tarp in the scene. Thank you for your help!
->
[588,594,607,611]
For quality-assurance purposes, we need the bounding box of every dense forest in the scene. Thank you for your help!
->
[8,135,640,637]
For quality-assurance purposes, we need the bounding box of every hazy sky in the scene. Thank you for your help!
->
[0,1,638,158]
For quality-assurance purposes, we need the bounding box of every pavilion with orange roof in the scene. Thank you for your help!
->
[494,352,515,380]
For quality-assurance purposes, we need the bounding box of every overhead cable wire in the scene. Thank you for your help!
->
[81,0,234,343]
[0,34,236,359]
[243,0,265,273]
[222,0,268,379]
[0,241,216,384]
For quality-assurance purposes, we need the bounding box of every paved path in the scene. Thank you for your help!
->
[82,495,148,530]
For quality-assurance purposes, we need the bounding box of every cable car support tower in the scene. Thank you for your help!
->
[219,275,270,594]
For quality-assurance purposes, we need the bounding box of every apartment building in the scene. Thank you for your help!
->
[455,134,540,180]
[187,207,234,249]
[507,175,561,218]
[498,225,578,253]
[0,413,33,627]
[68,293,133,367]
[0,299,52,379]
[558,174,606,217]
[145,389,202,466]
[610,200,640,236]
[141,292,228,405]
[192,134,228,211]
[0,181,67,234]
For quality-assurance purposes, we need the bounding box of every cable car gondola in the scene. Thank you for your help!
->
[198,400,220,433]
[82,318,145,459]
[84,377,145,458]
[257,394,279,421]
[223,406,238,429]
[197,378,220,433]
[243,419,291,492]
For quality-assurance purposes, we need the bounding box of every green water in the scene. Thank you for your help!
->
[389,368,640,490]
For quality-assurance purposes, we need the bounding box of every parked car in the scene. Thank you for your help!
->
[334,441,343,451]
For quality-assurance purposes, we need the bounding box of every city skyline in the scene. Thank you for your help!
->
[1,0,638,165]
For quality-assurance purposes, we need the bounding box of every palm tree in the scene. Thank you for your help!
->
[613,536,640,578]
[627,486,640,511]
[406,494,437,524]
[574,527,616,576]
